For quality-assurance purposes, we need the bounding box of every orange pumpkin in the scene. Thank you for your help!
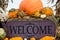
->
[8,9,19,18]
[20,0,43,15]
[42,7,53,16]
[30,37,36,40]
[10,37,23,40]
[3,37,23,40]
[3,37,8,40]
[40,36,55,40]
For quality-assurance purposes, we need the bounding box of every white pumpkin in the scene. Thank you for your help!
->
[0,28,6,39]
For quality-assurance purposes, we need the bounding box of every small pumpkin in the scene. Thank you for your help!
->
[32,11,41,18]
[10,37,23,40]
[20,0,43,15]
[42,7,53,16]
[30,37,36,40]
[40,14,46,18]
[0,28,6,39]
[8,9,19,18]
[18,11,27,17]
[4,37,8,40]
[40,36,55,40]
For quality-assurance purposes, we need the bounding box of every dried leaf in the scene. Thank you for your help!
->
[47,0,54,4]
[47,0,51,4]
[11,0,13,3]
[52,0,54,3]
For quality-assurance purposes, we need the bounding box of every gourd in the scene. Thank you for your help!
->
[10,37,23,40]
[4,38,8,40]
[40,36,55,40]
[0,28,6,39]
[4,37,23,40]
[8,9,19,18]
[30,37,36,40]
[42,7,53,16]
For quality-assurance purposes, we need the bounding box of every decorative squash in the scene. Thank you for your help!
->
[42,7,53,16]
[40,36,55,40]
[10,37,23,40]
[18,11,26,17]
[20,0,43,15]
[32,11,41,18]
[40,14,46,18]
[4,37,8,40]
[8,9,19,18]
[30,37,36,40]
[0,28,6,39]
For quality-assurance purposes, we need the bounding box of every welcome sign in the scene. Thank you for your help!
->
[4,19,56,38]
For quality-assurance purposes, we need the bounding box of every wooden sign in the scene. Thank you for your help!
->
[4,19,56,38]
